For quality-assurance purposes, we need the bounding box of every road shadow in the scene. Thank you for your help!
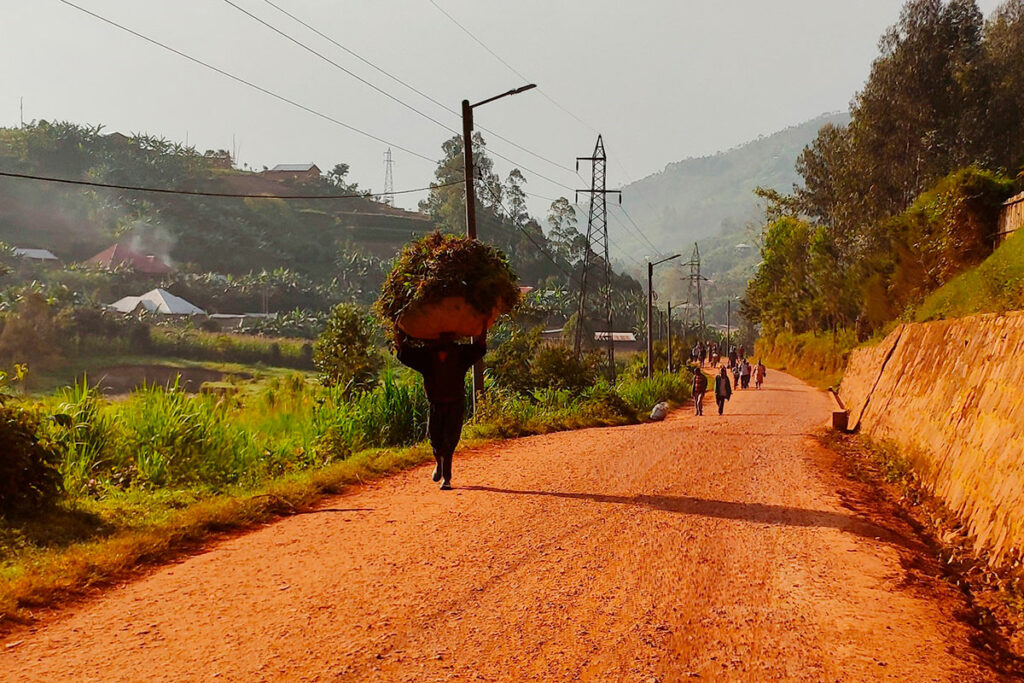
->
[296,507,375,515]
[463,486,913,549]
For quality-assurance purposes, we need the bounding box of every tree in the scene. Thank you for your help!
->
[313,304,383,393]
[546,197,584,265]
[983,0,1024,172]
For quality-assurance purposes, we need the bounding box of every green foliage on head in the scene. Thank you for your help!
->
[374,231,521,338]
[313,303,384,394]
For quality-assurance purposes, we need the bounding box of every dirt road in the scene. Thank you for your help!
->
[1,370,1005,681]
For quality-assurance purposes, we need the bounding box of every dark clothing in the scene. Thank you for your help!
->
[714,374,732,399]
[396,338,485,486]
[692,371,707,416]
[396,340,486,403]
[741,375,750,389]
[428,399,464,467]
[714,373,731,415]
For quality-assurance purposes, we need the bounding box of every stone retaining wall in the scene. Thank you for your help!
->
[839,311,1024,563]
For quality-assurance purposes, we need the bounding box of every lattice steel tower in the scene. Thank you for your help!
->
[680,242,708,341]
[574,135,620,378]
[382,148,394,205]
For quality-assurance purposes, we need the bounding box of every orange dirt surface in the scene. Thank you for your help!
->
[0,371,1007,681]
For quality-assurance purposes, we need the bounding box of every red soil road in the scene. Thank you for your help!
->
[0,371,1005,681]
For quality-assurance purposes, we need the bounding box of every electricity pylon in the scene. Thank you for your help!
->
[573,135,621,379]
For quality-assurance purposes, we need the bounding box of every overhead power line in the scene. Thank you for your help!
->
[56,0,438,163]
[221,0,459,135]
[230,0,576,193]
[479,183,580,287]
[427,0,597,135]
[260,0,578,177]
[0,170,461,199]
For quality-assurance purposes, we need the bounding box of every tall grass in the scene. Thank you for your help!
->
[755,330,857,390]
[149,328,313,369]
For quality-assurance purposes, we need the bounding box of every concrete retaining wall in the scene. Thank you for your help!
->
[839,311,1024,562]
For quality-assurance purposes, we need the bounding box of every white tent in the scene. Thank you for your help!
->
[108,288,205,315]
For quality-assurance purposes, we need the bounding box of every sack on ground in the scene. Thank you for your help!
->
[650,401,669,421]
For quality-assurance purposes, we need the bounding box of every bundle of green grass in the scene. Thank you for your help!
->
[376,232,521,340]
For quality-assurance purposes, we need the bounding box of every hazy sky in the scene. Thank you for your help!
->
[5,0,1005,217]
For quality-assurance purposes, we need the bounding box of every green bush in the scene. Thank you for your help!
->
[616,373,691,414]
[531,345,598,392]
[313,303,384,393]
[487,327,541,393]
[0,403,61,515]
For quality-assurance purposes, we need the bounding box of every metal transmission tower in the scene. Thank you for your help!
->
[679,242,708,342]
[382,148,394,205]
[573,135,621,378]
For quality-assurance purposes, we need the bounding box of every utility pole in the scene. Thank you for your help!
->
[461,84,536,409]
[727,299,732,356]
[574,135,621,380]
[647,253,681,378]
[667,301,673,373]
[382,148,394,206]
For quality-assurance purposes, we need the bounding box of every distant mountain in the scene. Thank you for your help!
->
[616,112,850,252]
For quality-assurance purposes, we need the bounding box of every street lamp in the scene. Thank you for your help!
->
[647,253,681,378]
[462,84,537,406]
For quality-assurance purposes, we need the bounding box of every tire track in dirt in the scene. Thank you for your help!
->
[0,370,1005,681]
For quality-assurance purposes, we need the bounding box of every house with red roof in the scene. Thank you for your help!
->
[87,243,173,275]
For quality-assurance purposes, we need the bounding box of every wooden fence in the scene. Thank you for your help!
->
[997,191,1024,246]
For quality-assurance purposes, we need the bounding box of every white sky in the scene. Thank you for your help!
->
[4,0,1004,216]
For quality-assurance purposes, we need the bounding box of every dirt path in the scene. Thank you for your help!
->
[1,371,1005,681]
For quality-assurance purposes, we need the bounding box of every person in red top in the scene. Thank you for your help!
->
[395,330,486,490]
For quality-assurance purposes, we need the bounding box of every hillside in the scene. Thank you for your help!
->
[0,122,433,279]
[617,112,850,252]
[610,113,850,325]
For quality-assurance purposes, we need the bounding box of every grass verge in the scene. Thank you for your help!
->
[0,443,431,631]
[754,330,858,390]
[1,370,689,631]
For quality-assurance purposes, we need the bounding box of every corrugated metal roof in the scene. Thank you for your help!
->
[13,248,59,260]
[595,332,637,342]
[269,163,319,172]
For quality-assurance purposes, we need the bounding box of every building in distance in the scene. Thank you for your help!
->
[262,163,321,183]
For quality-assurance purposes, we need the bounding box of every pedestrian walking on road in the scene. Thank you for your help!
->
[714,366,732,415]
[754,360,767,389]
[740,358,752,389]
[728,346,738,369]
[732,361,742,388]
[691,366,708,416]
[395,330,486,490]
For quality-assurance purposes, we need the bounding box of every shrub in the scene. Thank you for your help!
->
[313,303,384,393]
[487,327,541,393]
[531,345,597,392]
[0,403,61,515]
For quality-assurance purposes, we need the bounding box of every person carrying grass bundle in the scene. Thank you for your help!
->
[378,232,520,490]
[395,330,485,490]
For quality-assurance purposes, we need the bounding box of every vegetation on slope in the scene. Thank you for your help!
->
[744,0,1024,377]
[915,228,1024,321]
